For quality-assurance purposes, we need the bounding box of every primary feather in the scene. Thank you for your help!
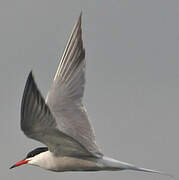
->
[21,14,101,157]
[46,13,102,156]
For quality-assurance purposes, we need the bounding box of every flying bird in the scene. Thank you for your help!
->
[10,13,170,177]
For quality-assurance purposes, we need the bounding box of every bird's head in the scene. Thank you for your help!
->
[10,147,48,169]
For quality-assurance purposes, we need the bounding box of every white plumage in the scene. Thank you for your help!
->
[10,13,171,178]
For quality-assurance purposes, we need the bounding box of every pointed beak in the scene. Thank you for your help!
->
[10,159,29,169]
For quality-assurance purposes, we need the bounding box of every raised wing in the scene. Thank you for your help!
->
[46,14,102,156]
[21,72,94,157]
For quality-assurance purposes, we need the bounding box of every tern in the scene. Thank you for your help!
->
[10,13,170,176]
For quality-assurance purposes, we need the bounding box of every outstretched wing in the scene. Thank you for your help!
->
[46,14,102,156]
[21,72,94,157]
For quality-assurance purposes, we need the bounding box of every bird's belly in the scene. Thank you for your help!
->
[40,156,100,172]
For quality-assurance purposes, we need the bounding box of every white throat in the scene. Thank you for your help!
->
[28,151,56,170]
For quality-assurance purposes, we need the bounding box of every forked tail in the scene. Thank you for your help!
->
[99,156,173,178]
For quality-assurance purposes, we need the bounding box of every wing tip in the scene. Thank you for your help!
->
[29,70,33,79]
[26,70,34,85]
[76,12,82,29]
[79,11,82,22]
[21,70,36,122]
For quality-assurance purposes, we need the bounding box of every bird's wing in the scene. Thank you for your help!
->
[21,72,94,157]
[46,14,102,156]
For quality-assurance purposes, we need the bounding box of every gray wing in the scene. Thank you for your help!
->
[46,14,102,156]
[21,71,94,157]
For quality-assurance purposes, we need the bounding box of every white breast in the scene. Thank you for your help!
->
[29,151,100,172]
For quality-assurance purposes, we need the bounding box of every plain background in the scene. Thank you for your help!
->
[0,0,178,179]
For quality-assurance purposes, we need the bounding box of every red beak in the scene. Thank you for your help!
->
[10,159,29,169]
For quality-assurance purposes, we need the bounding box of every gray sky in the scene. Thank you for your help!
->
[1,0,178,179]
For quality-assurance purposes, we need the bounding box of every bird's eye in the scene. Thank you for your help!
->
[26,151,36,158]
